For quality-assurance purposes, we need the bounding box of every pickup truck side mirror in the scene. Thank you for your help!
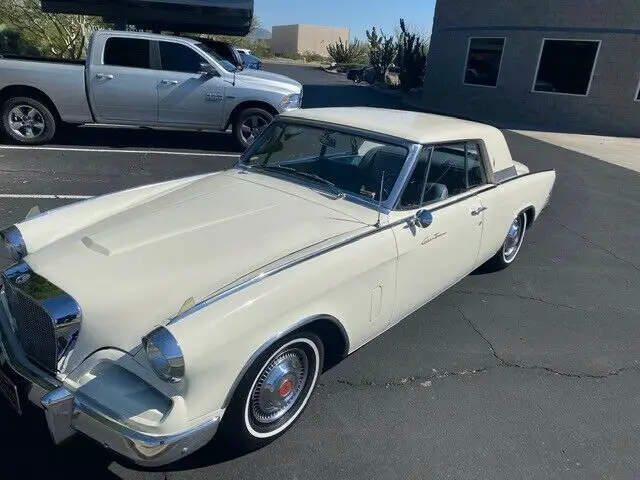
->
[198,62,218,77]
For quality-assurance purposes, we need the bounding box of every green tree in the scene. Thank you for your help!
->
[0,0,106,59]
[366,27,398,83]
[396,18,428,92]
[0,26,41,55]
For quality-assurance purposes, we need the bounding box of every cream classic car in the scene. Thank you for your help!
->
[0,107,556,466]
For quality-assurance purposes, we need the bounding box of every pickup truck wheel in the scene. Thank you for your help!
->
[484,212,527,272]
[233,107,273,150]
[1,97,56,145]
[219,331,324,452]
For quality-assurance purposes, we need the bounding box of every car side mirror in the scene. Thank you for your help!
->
[414,209,433,228]
[198,62,217,76]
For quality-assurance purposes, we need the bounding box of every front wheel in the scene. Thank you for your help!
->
[232,107,273,150]
[219,331,324,452]
[482,212,528,272]
[1,96,57,145]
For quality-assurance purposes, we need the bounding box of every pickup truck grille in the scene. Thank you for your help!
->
[4,279,57,373]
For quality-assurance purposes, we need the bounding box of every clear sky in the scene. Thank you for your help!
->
[254,0,437,41]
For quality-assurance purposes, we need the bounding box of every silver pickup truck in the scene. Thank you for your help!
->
[0,30,303,149]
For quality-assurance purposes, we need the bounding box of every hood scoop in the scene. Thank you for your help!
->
[80,204,277,257]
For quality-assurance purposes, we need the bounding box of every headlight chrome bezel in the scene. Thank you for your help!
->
[281,93,302,109]
[0,225,27,261]
[142,326,185,383]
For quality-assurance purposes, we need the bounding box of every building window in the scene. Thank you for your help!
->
[636,78,640,101]
[533,39,600,95]
[463,37,506,87]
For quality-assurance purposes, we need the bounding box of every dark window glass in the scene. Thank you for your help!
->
[464,38,505,87]
[159,41,205,73]
[243,122,409,203]
[534,40,599,95]
[399,142,487,209]
[637,83,640,101]
[104,38,150,69]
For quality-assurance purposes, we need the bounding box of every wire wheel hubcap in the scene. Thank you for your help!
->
[503,216,524,261]
[8,105,46,139]
[250,347,309,424]
[240,115,268,145]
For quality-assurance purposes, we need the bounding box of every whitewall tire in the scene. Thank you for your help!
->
[219,331,324,451]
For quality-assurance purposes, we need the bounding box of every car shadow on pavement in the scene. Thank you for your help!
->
[49,124,244,153]
[1,402,121,480]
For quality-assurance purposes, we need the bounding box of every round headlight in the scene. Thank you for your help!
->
[142,326,185,383]
[0,226,27,261]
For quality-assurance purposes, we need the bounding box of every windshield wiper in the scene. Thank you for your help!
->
[255,165,333,187]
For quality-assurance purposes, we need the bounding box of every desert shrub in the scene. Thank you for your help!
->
[326,37,367,64]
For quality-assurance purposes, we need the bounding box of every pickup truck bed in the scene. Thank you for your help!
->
[0,29,303,149]
[0,54,85,65]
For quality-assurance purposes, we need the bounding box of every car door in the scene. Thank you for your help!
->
[389,142,491,323]
[156,40,227,128]
[88,36,158,124]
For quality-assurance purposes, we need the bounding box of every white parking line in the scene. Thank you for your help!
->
[0,145,241,157]
[0,194,92,199]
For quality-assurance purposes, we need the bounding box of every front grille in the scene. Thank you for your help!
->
[4,280,57,373]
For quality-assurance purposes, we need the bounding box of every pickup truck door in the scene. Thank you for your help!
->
[389,143,490,323]
[87,36,158,124]
[155,40,227,128]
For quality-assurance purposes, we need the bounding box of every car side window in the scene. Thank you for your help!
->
[159,42,206,74]
[103,38,151,69]
[399,141,488,209]
[465,142,488,189]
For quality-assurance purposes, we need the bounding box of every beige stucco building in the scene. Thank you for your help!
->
[271,24,350,57]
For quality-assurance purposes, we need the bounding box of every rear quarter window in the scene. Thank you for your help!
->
[103,37,151,69]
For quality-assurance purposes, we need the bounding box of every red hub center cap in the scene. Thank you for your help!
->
[278,379,294,397]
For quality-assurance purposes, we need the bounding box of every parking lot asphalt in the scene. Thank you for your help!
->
[0,65,639,480]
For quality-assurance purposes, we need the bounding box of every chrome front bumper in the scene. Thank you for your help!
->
[0,305,220,467]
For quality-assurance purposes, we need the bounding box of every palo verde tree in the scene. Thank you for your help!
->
[0,0,106,59]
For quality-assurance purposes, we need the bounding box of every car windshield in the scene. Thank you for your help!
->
[241,122,410,203]
[195,42,237,72]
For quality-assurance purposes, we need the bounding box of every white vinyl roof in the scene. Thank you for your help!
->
[279,107,500,144]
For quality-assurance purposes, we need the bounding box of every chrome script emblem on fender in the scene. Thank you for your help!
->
[15,273,30,285]
[421,232,447,245]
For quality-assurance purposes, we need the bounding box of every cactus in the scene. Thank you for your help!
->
[396,18,428,92]
[366,27,398,83]
[326,37,367,65]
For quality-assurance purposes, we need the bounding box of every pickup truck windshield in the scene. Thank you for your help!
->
[195,42,237,72]
[242,122,409,203]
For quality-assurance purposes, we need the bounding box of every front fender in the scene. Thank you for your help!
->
[166,225,398,422]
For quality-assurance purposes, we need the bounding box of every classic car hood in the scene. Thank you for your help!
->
[24,171,368,364]
[235,68,303,93]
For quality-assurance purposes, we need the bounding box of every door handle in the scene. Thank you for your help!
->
[96,73,113,80]
[471,206,487,216]
[160,79,179,85]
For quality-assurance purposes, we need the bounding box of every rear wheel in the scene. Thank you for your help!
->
[232,107,273,150]
[1,96,56,145]
[219,330,324,452]
[483,212,527,272]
